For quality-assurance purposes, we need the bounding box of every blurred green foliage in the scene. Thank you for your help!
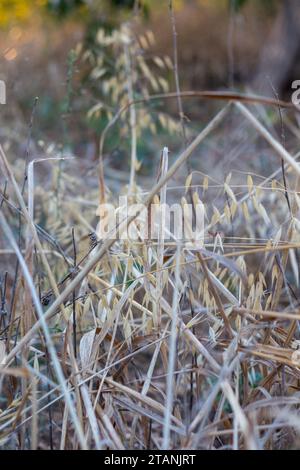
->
[0,0,146,28]
[0,0,279,29]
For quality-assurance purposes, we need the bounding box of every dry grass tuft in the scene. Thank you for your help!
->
[2,21,300,450]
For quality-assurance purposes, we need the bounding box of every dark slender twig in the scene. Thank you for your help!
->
[227,0,236,89]
[0,180,7,209]
[188,277,196,423]
[24,97,39,167]
[0,272,8,332]
[168,0,188,149]
[35,255,54,449]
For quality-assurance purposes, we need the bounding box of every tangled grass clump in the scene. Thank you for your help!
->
[2,90,300,450]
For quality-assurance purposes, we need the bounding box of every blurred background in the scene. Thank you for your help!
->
[0,0,300,175]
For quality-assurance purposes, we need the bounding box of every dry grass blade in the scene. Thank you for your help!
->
[163,243,181,450]
[0,211,88,449]
[3,105,229,366]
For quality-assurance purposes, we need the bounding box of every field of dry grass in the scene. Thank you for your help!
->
[1,1,300,452]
